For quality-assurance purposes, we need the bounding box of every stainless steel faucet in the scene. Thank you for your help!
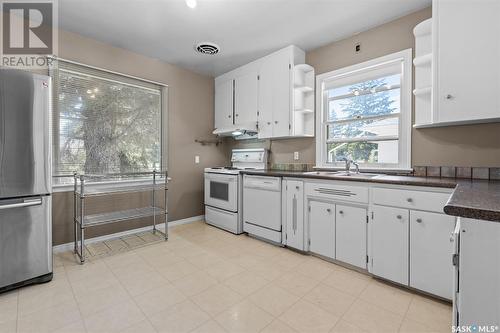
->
[352,161,360,174]
[340,156,359,174]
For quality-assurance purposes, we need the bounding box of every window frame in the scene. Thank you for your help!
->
[49,58,168,189]
[315,49,412,171]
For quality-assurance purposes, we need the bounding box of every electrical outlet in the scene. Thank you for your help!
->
[355,42,362,53]
[294,152,299,161]
[195,155,200,164]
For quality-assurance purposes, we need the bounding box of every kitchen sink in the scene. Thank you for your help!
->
[303,171,381,179]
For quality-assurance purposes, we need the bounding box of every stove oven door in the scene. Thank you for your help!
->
[204,172,238,212]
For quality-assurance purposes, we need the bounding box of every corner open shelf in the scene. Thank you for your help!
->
[294,108,314,113]
[73,171,169,264]
[413,18,433,126]
[413,53,432,67]
[292,64,315,137]
[294,84,314,93]
[413,86,432,96]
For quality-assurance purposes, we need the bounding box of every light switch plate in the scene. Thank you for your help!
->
[195,155,200,164]
[294,152,299,161]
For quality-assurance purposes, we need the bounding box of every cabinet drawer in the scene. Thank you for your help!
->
[305,182,368,204]
[372,187,451,213]
[205,206,238,234]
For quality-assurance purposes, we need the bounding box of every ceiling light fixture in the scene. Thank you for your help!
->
[231,130,244,136]
[185,0,197,9]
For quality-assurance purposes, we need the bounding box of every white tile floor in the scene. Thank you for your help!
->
[0,221,452,333]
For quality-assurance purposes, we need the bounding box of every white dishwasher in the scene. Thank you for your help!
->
[243,175,282,243]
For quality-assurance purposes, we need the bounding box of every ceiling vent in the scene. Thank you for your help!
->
[195,42,220,55]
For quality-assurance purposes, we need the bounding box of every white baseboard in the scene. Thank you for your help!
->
[53,215,205,253]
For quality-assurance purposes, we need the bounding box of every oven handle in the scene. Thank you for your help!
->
[205,174,236,182]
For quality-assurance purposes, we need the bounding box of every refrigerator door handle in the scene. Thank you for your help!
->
[0,198,43,210]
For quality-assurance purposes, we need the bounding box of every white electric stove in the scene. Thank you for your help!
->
[204,148,268,234]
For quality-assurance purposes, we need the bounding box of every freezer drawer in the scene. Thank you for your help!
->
[0,195,52,290]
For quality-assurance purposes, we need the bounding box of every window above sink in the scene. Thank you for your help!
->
[315,49,412,172]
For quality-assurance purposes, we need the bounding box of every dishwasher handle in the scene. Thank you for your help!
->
[243,176,281,191]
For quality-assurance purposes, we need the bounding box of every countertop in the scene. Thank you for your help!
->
[240,169,500,222]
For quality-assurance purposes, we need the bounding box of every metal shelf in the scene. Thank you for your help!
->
[73,171,169,264]
[76,183,166,197]
[76,206,165,227]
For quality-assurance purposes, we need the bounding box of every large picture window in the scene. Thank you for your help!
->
[316,49,412,170]
[51,61,165,183]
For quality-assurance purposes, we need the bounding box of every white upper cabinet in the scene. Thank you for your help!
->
[214,79,234,129]
[258,48,295,138]
[214,45,311,138]
[234,71,258,125]
[415,0,500,127]
[434,0,500,124]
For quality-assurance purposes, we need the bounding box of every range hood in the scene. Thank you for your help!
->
[212,122,258,137]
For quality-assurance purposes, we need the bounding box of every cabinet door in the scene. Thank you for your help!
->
[258,51,291,138]
[234,71,258,125]
[370,206,409,285]
[336,205,367,269]
[215,79,233,129]
[308,200,335,259]
[410,211,455,299]
[458,218,500,327]
[285,180,304,250]
[435,0,500,123]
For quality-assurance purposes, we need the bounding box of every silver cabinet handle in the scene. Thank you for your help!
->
[0,198,42,210]
[407,198,413,203]
[326,208,331,213]
[292,195,297,233]
[338,210,344,214]
[416,218,422,223]
[396,215,402,219]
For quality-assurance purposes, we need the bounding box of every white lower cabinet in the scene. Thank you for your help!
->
[275,180,456,300]
[336,205,367,269]
[370,205,409,285]
[457,218,500,327]
[410,211,455,299]
[308,200,335,259]
[284,180,304,251]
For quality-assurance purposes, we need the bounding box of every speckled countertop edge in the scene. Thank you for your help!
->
[240,170,500,222]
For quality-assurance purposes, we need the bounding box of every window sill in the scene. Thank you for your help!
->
[313,166,414,175]
[52,178,166,193]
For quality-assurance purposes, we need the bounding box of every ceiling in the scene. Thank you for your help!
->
[59,0,430,77]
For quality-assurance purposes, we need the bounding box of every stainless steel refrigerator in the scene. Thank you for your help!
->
[0,68,53,292]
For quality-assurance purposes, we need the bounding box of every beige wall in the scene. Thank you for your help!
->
[53,30,225,245]
[230,6,500,168]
